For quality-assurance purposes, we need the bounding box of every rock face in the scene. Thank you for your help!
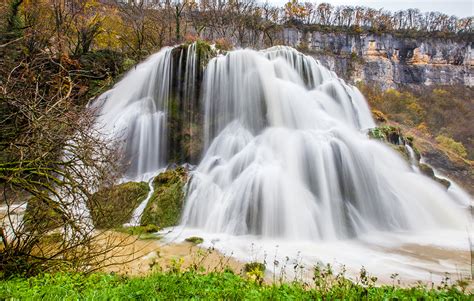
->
[281,29,472,90]
[90,182,150,228]
[141,167,188,228]
[367,125,453,190]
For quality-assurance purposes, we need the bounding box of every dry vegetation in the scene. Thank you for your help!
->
[359,83,474,192]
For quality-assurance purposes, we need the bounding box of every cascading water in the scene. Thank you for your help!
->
[93,48,175,179]
[94,44,471,281]
[405,144,420,173]
[181,46,466,240]
[92,44,199,225]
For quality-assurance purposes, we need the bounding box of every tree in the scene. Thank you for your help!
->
[284,0,307,24]
[0,7,137,277]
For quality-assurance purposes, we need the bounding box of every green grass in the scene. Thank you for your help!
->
[115,225,161,240]
[0,271,470,300]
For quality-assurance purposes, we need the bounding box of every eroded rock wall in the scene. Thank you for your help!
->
[281,29,473,90]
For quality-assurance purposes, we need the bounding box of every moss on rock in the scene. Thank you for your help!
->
[368,125,422,161]
[140,167,187,228]
[390,145,409,161]
[89,181,149,229]
[116,224,160,241]
[185,236,204,244]
[368,125,403,144]
[368,126,453,189]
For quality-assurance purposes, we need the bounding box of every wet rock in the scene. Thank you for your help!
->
[90,182,149,229]
[140,167,188,228]
[419,163,451,189]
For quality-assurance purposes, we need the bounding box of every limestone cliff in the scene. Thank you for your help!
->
[281,29,473,90]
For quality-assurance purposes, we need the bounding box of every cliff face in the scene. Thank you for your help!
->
[282,29,473,90]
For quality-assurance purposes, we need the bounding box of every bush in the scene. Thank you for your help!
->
[435,135,467,158]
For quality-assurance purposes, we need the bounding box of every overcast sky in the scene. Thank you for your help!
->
[267,0,474,18]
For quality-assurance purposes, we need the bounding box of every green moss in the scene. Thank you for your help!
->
[115,224,161,240]
[40,233,63,245]
[419,163,435,178]
[368,126,426,166]
[122,58,137,72]
[137,233,161,240]
[185,236,204,244]
[391,145,409,161]
[195,40,216,68]
[116,224,159,235]
[435,177,451,189]
[140,167,187,228]
[89,181,149,229]
[368,125,402,145]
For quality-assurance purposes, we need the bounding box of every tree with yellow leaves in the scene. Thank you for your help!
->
[284,0,308,24]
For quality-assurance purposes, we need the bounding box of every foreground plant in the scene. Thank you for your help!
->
[0,269,471,300]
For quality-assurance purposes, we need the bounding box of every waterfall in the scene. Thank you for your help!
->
[93,45,467,238]
[93,43,202,179]
[92,43,201,224]
[93,44,471,281]
[180,46,466,240]
[93,48,174,178]
[405,144,420,173]
[124,173,159,227]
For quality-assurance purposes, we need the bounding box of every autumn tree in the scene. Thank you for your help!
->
[284,0,307,24]
[0,0,138,277]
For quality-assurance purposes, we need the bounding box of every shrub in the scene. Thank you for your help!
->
[435,135,467,158]
[243,262,266,285]
[371,109,387,123]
